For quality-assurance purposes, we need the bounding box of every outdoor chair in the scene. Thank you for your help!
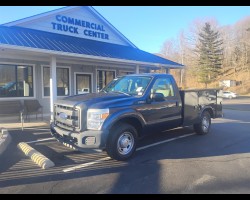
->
[24,99,43,121]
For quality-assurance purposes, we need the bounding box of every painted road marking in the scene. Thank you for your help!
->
[26,137,56,144]
[136,133,196,151]
[62,133,195,173]
[10,128,50,131]
[23,128,50,130]
[63,157,111,172]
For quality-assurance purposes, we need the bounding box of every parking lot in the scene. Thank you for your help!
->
[0,97,250,193]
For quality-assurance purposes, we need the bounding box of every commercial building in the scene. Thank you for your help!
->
[0,6,182,117]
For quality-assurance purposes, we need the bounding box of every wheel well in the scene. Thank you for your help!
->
[111,117,143,137]
[203,108,214,118]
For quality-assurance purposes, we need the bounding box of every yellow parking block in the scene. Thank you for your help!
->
[17,142,55,169]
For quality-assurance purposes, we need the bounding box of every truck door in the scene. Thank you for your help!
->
[142,77,182,131]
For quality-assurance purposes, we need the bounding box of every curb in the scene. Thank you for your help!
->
[0,129,11,155]
[17,142,55,169]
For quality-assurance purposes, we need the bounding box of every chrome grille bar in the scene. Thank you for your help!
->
[54,104,80,131]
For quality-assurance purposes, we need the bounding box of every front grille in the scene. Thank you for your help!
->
[54,104,80,131]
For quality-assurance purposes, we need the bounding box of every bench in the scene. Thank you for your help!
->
[0,100,24,130]
[24,99,43,121]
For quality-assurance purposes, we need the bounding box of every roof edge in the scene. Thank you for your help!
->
[3,6,72,26]
[89,6,138,49]
[0,43,182,68]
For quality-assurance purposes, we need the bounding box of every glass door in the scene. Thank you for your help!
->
[75,74,92,95]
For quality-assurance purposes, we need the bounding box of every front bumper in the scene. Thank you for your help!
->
[50,123,109,151]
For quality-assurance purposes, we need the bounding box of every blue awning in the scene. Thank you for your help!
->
[0,25,183,67]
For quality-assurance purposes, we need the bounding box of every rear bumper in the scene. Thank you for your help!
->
[50,123,108,151]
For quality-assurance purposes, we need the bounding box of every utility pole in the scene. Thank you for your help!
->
[180,49,184,88]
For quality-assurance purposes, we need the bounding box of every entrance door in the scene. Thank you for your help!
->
[75,73,92,95]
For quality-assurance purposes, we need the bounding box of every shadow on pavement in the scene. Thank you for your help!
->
[0,109,250,193]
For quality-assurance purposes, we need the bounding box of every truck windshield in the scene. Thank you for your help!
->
[101,76,152,96]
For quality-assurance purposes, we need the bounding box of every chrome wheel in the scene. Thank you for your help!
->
[117,132,134,155]
[202,116,210,133]
[194,111,211,135]
[106,123,137,161]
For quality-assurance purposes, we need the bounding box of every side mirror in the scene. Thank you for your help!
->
[151,93,165,102]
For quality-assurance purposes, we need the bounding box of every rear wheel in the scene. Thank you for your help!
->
[106,123,137,161]
[193,111,211,135]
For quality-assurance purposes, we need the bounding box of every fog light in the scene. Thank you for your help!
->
[85,137,96,145]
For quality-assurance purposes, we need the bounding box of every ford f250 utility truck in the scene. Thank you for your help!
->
[51,73,222,161]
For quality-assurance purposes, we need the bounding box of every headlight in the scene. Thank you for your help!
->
[87,108,109,130]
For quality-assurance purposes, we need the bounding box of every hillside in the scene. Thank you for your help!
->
[170,68,250,95]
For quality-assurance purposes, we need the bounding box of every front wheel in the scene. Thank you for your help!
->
[106,123,137,161]
[193,111,211,135]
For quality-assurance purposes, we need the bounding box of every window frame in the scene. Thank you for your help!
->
[41,65,71,98]
[0,62,36,100]
[96,68,116,92]
[119,70,134,76]
[74,72,93,95]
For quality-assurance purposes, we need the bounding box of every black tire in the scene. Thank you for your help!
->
[106,122,137,161]
[193,111,211,135]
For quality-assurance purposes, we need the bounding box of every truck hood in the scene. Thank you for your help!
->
[56,92,138,109]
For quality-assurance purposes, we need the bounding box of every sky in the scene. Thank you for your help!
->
[0,6,250,53]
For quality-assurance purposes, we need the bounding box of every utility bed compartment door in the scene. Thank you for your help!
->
[180,89,222,126]
[180,91,199,126]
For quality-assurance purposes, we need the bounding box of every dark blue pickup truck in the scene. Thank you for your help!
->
[51,73,223,160]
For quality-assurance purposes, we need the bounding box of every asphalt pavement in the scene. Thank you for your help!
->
[0,97,249,193]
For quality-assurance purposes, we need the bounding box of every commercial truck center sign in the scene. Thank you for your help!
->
[51,15,109,40]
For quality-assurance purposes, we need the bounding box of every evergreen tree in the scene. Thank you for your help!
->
[196,22,223,88]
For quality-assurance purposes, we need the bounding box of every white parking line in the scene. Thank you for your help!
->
[62,133,195,172]
[10,128,50,131]
[136,133,196,151]
[26,137,56,144]
[63,157,111,172]
[24,128,50,131]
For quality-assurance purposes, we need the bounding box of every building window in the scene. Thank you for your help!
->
[119,71,134,76]
[43,67,70,97]
[97,70,115,92]
[0,64,34,98]
[75,73,92,95]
